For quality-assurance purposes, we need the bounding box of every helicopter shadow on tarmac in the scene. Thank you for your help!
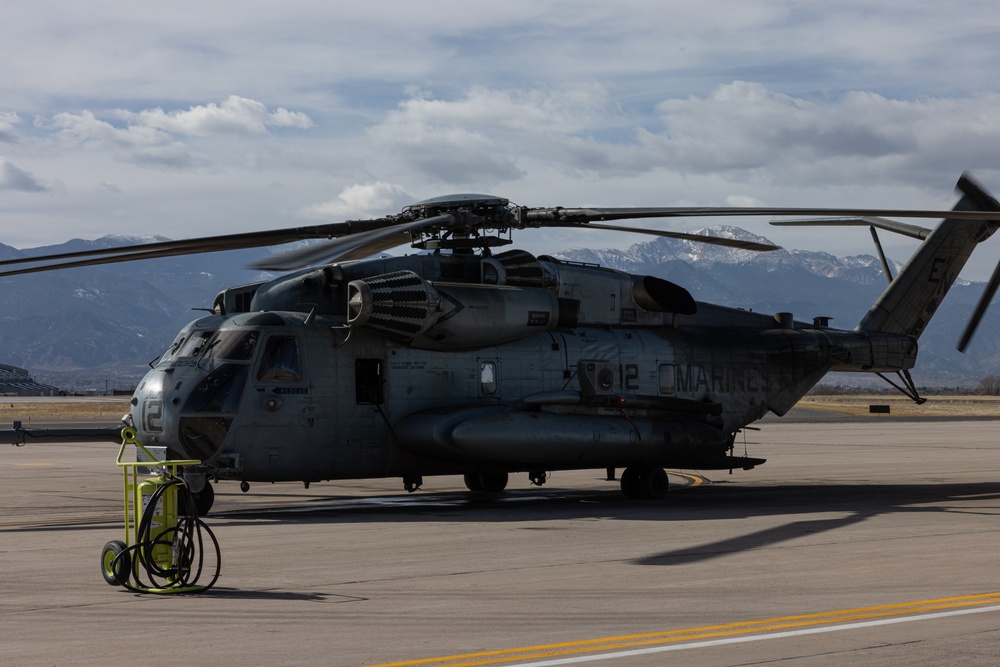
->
[630,483,1000,566]
[210,478,1000,567]
[198,587,368,603]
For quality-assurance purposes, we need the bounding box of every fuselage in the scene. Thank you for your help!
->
[129,250,917,484]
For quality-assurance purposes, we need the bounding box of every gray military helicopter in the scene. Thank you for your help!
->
[4,173,1000,514]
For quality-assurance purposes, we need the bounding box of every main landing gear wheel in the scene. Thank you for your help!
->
[464,472,509,493]
[193,483,215,516]
[620,466,669,500]
[101,540,130,586]
[179,483,216,516]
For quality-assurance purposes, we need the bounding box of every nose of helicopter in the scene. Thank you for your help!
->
[132,359,250,461]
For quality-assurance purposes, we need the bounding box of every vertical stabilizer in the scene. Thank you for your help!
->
[858,175,1000,338]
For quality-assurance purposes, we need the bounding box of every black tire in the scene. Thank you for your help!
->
[463,473,484,492]
[620,467,643,499]
[478,472,509,493]
[178,482,215,517]
[101,540,130,586]
[643,467,669,500]
[193,483,215,516]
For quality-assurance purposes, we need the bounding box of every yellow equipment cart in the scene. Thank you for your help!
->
[101,427,221,593]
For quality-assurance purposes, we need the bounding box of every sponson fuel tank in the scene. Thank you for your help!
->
[393,405,731,467]
[346,270,577,350]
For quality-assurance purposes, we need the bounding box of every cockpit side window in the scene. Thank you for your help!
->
[156,333,187,366]
[256,334,302,382]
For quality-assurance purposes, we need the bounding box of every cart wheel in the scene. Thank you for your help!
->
[101,540,130,586]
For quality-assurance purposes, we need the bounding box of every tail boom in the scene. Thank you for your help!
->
[857,175,1000,338]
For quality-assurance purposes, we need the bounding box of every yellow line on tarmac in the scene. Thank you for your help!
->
[668,471,705,487]
[365,592,1000,667]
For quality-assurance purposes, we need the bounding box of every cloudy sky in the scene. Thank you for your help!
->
[3,0,1000,277]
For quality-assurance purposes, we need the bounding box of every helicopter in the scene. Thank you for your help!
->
[3,173,1000,514]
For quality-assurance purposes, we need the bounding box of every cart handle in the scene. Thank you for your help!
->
[116,427,201,470]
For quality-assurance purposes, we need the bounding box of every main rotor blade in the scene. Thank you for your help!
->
[7,173,1000,278]
[249,214,458,271]
[958,259,1000,353]
[550,221,780,252]
[0,218,402,275]
[769,216,932,241]
[525,206,1000,223]
[0,241,263,277]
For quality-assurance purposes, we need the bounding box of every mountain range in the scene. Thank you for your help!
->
[1,227,997,391]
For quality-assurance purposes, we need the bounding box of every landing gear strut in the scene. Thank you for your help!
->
[620,466,669,500]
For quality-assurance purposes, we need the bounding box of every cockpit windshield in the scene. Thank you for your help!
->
[157,330,213,365]
[203,330,260,361]
[176,331,213,357]
[158,329,261,366]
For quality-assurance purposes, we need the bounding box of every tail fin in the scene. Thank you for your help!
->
[857,174,1000,338]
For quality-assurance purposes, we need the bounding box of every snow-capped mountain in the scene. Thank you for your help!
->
[0,226,996,390]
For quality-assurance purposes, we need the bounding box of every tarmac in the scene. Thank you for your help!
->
[3,408,1000,666]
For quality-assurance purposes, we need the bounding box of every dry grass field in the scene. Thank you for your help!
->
[798,394,1000,417]
[0,398,131,422]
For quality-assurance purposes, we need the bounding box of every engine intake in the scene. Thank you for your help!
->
[347,270,564,350]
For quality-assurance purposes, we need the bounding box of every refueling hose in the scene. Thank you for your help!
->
[111,477,221,593]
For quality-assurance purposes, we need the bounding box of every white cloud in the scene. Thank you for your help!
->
[304,182,414,219]
[362,81,1000,192]
[0,111,21,143]
[3,1,1000,278]
[45,96,312,170]
[637,83,1000,187]
[0,158,48,192]
[51,110,206,169]
[367,85,616,185]
[119,96,313,137]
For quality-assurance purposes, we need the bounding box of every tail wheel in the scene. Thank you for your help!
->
[101,540,130,586]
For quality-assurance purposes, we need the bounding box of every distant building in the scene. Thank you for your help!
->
[0,364,60,396]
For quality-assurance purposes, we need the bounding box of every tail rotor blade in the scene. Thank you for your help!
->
[958,259,1000,352]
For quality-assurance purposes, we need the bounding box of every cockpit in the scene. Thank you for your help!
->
[134,314,303,462]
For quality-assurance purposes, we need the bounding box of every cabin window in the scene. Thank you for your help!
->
[355,358,384,404]
[256,335,301,382]
[658,364,675,395]
[480,361,497,394]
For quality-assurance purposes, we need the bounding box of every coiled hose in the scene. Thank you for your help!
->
[110,477,221,593]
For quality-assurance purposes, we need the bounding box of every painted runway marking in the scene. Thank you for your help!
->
[668,471,706,488]
[365,592,1000,667]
